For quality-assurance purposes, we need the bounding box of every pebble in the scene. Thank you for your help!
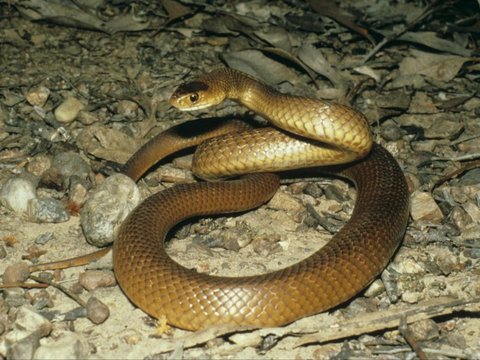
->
[407,319,439,341]
[116,99,139,118]
[86,297,110,324]
[49,151,91,188]
[380,120,404,141]
[33,333,89,360]
[401,291,422,304]
[3,262,30,284]
[54,97,85,123]
[27,197,70,223]
[80,173,140,246]
[0,245,6,259]
[0,176,37,215]
[25,86,50,107]
[78,270,116,291]
[3,288,27,308]
[410,191,444,222]
[267,189,303,213]
[363,279,385,298]
[34,232,56,245]
[463,202,480,223]
[26,155,52,177]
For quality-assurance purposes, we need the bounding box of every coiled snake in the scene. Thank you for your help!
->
[114,68,409,331]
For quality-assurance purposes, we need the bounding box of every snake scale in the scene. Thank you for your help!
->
[114,68,410,331]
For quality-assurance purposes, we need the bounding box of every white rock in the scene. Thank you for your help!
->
[80,173,140,246]
[410,191,443,222]
[34,333,89,360]
[54,97,85,123]
[26,86,50,107]
[0,176,37,215]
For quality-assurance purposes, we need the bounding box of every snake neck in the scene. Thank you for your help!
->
[202,68,282,120]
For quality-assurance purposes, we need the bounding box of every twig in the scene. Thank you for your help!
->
[361,0,450,64]
[295,296,480,347]
[433,159,480,188]
[29,247,111,273]
[0,282,48,289]
[29,274,87,308]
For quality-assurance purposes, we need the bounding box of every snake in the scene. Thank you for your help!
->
[113,68,410,331]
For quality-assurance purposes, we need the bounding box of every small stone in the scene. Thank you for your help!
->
[380,121,404,141]
[463,202,480,223]
[267,189,303,213]
[54,97,85,123]
[86,297,110,324]
[8,305,52,338]
[3,262,30,284]
[25,86,50,107]
[81,174,140,246]
[51,151,90,182]
[27,197,70,223]
[78,270,116,291]
[449,206,473,232]
[116,99,139,118]
[3,288,27,307]
[410,191,443,222]
[26,155,52,177]
[364,279,385,298]
[0,245,6,259]
[401,291,422,304]
[34,232,56,245]
[407,319,439,341]
[0,176,37,215]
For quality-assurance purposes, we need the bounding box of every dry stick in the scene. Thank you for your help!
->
[29,274,87,308]
[433,159,480,188]
[28,247,111,273]
[361,0,449,64]
[294,296,480,347]
[0,282,48,289]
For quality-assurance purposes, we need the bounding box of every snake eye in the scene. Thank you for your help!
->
[189,93,199,103]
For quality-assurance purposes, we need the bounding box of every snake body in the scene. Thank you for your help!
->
[114,69,409,331]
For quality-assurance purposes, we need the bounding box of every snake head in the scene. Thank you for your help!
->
[170,79,226,111]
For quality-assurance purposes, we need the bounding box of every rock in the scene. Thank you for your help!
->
[26,155,52,177]
[267,189,303,213]
[34,232,56,245]
[33,333,89,360]
[4,306,52,359]
[25,86,50,107]
[3,262,30,284]
[54,97,85,123]
[51,151,90,182]
[0,176,37,215]
[116,99,139,118]
[410,191,443,222]
[79,270,116,291]
[408,319,440,341]
[0,245,6,259]
[27,197,70,223]
[81,174,140,246]
[364,279,385,298]
[86,297,110,324]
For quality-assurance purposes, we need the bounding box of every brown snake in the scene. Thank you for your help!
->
[114,68,410,331]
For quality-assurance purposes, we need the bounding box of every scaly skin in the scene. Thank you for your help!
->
[114,69,409,330]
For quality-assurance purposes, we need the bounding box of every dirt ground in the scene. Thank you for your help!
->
[1,0,480,359]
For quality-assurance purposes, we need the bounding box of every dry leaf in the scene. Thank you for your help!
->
[399,49,470,82]
[398,31,472,57]
[306,0,375,44]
